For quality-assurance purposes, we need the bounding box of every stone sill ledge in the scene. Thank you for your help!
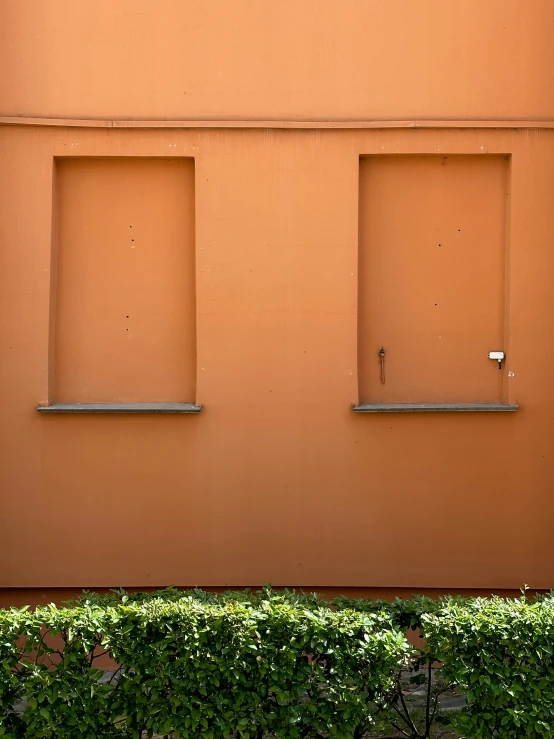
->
[36,403,202,414]
[353,403,518,413]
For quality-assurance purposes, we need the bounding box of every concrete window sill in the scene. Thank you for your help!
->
[36,403,202,414]
[352,403,518,413]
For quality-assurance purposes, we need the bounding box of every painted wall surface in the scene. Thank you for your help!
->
[1,2,554,593]
[358,155,509,405]
[1,0,554,122]
[54,157,196,404]
[1,125,554,589]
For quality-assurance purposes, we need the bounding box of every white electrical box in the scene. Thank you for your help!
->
[488,351,505,360]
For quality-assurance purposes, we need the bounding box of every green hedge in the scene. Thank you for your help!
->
[0,589,408,739]
[1,588,553,738]
[422,594,554,739]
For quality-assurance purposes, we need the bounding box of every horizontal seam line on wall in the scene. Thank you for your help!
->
[1,117,554,129]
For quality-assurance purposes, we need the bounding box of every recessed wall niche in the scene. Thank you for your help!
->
[358,155,508,404]
[52,157,196,403]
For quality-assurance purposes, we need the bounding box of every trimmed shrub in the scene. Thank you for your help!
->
[3,588,554,738]
[0,589,408,739]
[423,593,554,739]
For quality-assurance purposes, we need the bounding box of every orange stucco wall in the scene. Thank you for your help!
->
[1,2,554,596]
[1,0,553,122]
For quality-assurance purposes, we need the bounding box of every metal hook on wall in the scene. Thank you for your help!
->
[378,347,385,384]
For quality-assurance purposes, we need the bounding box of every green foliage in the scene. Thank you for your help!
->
[334,595,460,739]
[20,604,124,738]
[3,588,553,738]
[422,593,554,739]
[0,589,408,738]
[0,608,27,737]
[106,595,408,738]
[332,594,441,631]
